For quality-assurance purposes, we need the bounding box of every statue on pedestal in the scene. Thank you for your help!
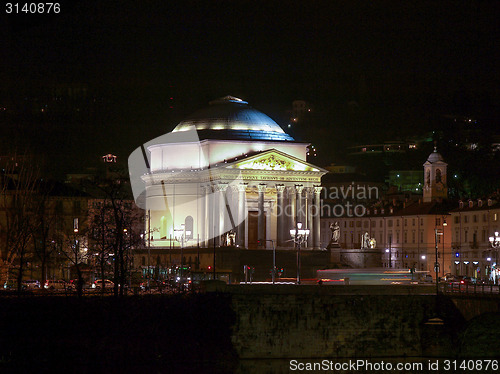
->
[223,230,236,247]
[328,221,340,248]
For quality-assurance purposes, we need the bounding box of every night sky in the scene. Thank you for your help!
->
[2,0,499,172]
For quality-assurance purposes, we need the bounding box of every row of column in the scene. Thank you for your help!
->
[200,183,241,248]
[275,184,322,249]
[200,183,322,249]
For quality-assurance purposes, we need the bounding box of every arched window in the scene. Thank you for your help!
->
[435,169,442,183]
[426,170,431,186]
[185,216,194,239]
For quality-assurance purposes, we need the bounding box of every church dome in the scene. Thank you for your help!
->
[172,96,294,141]
[426,147,445,163]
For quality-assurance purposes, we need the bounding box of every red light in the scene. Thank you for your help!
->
[208,266,212,270]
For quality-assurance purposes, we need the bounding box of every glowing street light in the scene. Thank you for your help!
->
[290,222,309,284]
[435,228,444,295]
[489,231,499,248]
[174,224,191,286]
[488,232,499,284]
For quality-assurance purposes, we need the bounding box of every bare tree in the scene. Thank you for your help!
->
[88,199,115,294]
[31,184,57,288]
[85,170,143,296]
[0,155,40,292]
[58,227,89,297]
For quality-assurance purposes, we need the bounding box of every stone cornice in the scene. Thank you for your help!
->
[142,167,324,185]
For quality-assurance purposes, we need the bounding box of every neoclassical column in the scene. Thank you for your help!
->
[275,184,286,247]
[257,183,267,246]
[212,183,220,246]
[206,184,214,248]
[237,183,247,247]
[284,186,296,247]
[313,186,323,249]
[219,183,228,244]
[305,187,313,248]
[199,184,207,247]
[295,184,304,226]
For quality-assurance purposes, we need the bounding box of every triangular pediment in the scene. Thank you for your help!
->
[225,149,324,172]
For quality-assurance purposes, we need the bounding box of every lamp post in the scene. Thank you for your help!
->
[435,228,444,295]
[443,218,447,279]
[147,210,151,289]
[488,231,499,284]
[389,235,392,268]
[290,223,309,284]
[145,210,159,291]
[174,224,191,287]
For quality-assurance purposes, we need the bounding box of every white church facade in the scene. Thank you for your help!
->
[131,96,327,251]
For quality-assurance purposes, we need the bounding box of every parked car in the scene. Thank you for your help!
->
[3,280,15,290]
[420,274,434,283]
[22,280,41,289]
[92,279,114,290]
[44,280,68,290]
[460,276,474,285]
[441,274,458,283]
[67,279,87,290]
[447,276,473,287]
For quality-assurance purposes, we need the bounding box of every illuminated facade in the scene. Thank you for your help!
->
[320,149,453,278]
[142,96,327,250]
[450,199,500,281]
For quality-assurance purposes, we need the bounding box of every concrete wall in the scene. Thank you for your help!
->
[224,285,465,359]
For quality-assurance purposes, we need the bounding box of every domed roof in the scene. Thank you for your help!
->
[172,96,294,141]
[426,147,445,163]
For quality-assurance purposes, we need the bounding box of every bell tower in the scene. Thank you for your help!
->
[423,147,448,202]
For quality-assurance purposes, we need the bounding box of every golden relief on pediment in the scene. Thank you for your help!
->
[228,152,319,172]
[251,155,292,170]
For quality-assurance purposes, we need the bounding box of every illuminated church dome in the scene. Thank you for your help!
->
[426,147,445,163]
[172,96,294,141]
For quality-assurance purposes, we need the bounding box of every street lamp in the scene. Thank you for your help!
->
[174,224,191,286]
[488,231,499,284]
[290,222,309,284]
[387,235,392,268]
[435,228,444,295]
[145,210,159,291]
